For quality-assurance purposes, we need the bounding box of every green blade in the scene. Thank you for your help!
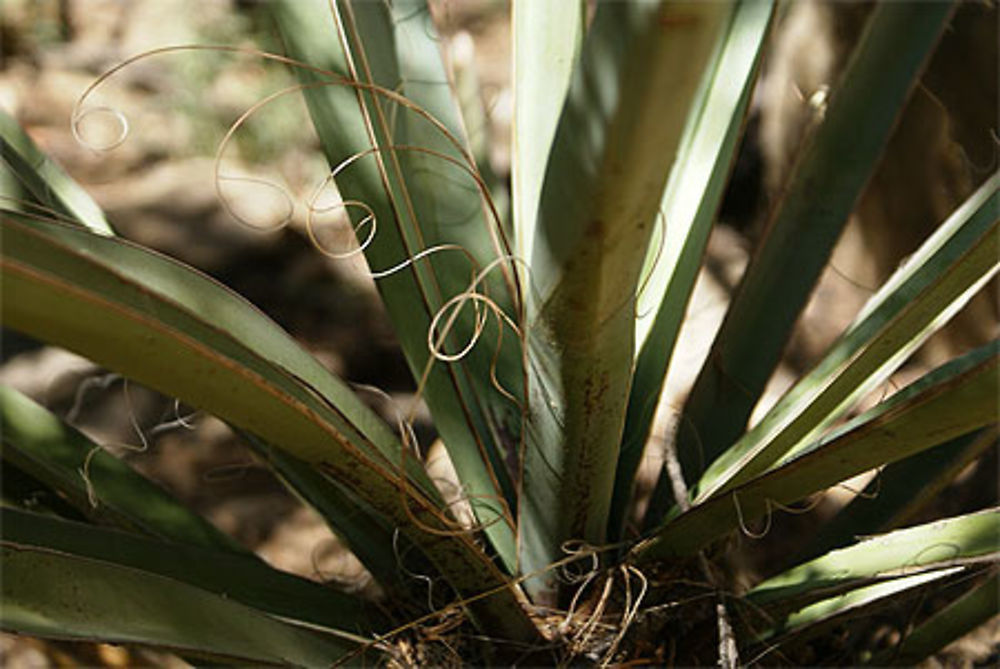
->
[449,27,507,228]
[242,431,413,600]
[743,510,999,659]
[672,2,954,489]
[869,569,1000,665]
[1,507,386,635]
[270,0,523,573]
[510,0,583,267]
[0,213,537,640]
[800,428,998,564]
[746,508,1000,610]
[0,109,113,235]
[1,212,425,483]
[634,345,999,561]
[751,568,965,652]
[0,544,362,666]
[451,29,499,194]
[610,0,774,538]
[685,176,999,506]
[1,385,246,553]
[519,0,730,600]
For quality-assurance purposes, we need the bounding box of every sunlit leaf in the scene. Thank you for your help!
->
[518,1,731,601]
[611,0,774,538]
[672,3,954,489]
[0,212,536,639]
[0,109,114,235]
[636,347,998,560]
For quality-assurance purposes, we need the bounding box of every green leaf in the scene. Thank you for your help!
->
[868,569,1000,665]
[688,176,1000,506]
[1,507,386,635]
[1,213,420,479]
[0,213,538,641]
[0,385,246,553]
[610,0,774,538]
[672,2,954,488]
[519,0,731,600]
[450,28,507,226]
[0,544,362,666]
[746,508,1000,610]
[0,109,114,235]
[511,0,583,266]
[751,568,965,651]
[634,346,999,561]
[743,510,999,657]
[242,431,414,600]
[800,428,997,564]
[270,0,524,573]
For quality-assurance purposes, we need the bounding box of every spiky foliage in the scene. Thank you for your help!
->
[1,1,996,665]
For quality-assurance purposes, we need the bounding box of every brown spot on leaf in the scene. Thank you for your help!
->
[659,12,700,29]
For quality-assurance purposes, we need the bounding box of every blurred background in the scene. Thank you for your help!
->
[1,0,996,665]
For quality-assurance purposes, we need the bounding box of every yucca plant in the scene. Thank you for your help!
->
[1,0,997,665]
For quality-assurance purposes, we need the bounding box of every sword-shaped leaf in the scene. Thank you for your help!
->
[2,507,387,635]
[867,569,1000,665]
[686,175,999,506]
[800,428,997,564]
[749,568,965,654]
[747,508,1000,610]
[270,0,523,572]
[1,544,362,665]
[0,212,537,640]
[520,1,731,600]
[0,109,113,235]
[510,0,584,267]
[0,385,246,553]
[241,431,414,600]
[610,0,774,538]
[671,3,954,489]
[635,345,999,561]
